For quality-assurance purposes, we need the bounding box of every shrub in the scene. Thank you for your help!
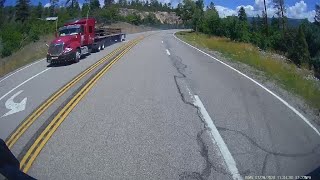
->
[312,54,320,79]
[0,23,23,57]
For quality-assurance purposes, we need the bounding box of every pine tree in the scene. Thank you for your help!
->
[256,14,262,27]
[104,0,114,7]
[65,0,77,8]
[193,0,204,32]
[251,16,257,32]
[207,2,215,10]
[315,4,320,25]
[238,6,247,21]
[49,0,59,17]
[144,0,149,7]
[0,0,5,8]
[263,0,269,35]
[271,15,279,30]
[72,1,80,17]
[35,1,43,18]
[16,0,30,22]
[90,0,100,10]
[81,2,89,17]
[203,2,219,35]
[119,0,124,7]
[273,0,286,33]
[180,0,195,24]
[43,7,49,17]
[298,26,311,68]
[66,0,80,17]
[290,26,310,67]
[0,0,5,27]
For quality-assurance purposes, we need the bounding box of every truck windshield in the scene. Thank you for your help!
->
[59,28,80,36]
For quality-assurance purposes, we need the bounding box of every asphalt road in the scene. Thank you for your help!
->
[0,30,319,179]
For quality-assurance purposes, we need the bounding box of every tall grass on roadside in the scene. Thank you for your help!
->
[0,35,52,77]
[176,31,320,110]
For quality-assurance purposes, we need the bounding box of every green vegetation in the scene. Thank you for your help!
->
[176,0,320,79]
[0,35,52,77]
[0,0,178,58]
[177,31,320,109]
[0,0,178,77]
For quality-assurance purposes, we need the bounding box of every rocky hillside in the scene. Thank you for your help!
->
[119,8,182,24]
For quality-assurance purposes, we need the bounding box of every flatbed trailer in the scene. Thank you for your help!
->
[92,28,126,52]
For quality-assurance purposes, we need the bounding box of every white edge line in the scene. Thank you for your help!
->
[0,58,46,84]
[166,49,171,56]
[173,33,320,136]
[0,68,51,101]
[194,95,243,180]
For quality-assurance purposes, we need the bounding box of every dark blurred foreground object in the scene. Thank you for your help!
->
[306,165,320,179]
[0,139,35,180]
[0,138,319,179]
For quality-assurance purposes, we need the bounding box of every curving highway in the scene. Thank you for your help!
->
[0,30,319,179]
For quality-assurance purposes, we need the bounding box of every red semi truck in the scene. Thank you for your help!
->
[47,18,126,64]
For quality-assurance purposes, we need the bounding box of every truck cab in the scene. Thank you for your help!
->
[47,18,96,64]
[47,18,125,64]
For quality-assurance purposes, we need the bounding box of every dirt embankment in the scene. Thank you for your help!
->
[107,22,157,34]
[119,8,182,24]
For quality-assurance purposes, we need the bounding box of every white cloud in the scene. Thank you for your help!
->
[44,3,51,8]
[215,5,237,18]
[287,1,315,21]
[254,0,271,10]
[236,5,254,12]
[214,0,314,22]
[99,0,104,7]
[236,5,256,16]
[288,0,307,14]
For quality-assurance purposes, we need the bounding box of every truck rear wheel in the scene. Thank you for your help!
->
[101,43,105,50]
[74,49,81,63]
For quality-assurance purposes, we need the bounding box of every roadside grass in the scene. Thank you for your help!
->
[176,31,320,110]
[0,34,53,78]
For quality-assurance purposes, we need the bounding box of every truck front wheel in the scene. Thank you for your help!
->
[74,49,81,63]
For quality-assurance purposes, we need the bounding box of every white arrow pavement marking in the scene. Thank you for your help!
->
[2,90,27,117]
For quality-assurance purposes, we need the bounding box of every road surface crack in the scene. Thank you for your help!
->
[217,126,320,157]
[167,47,233,179]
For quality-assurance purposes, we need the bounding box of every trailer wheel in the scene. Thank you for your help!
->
[97,44,101,51]
[101,42,105,50]
[74,49,81,63]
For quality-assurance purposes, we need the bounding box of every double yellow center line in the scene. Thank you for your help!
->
[5,37,142,150]
[20,38,142,173]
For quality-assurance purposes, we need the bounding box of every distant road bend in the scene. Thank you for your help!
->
[0,30,319,179]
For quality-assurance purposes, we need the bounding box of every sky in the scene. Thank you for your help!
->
[4,0,319,21]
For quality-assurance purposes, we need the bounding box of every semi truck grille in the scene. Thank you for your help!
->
[48,43,63,56]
